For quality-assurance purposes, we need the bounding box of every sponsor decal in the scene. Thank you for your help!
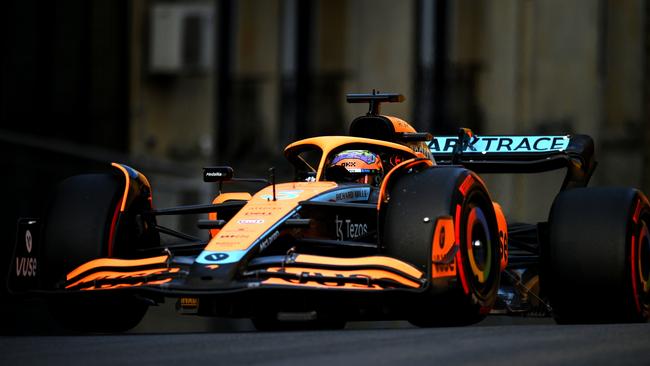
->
[203,167,234,182]
[15,229,37,277]
[180,297,199,308]
[178,297,200,313]
[335,189,369,201]
[218,234,251,239]
[243,206,283,216]
[247,206,283,211]
[25,230,32,253]
[205,253,229,261]
[429,135,570,154]
[315,187,371,203]
[432,262,456,279]
[259,230,280,251]
[15,257,37,277]
[244,211,273,216]
[196,250,247,264]
[237,219,264,224]
[260,190,303,201]
[335,215,368,241]
[431,217,457,279]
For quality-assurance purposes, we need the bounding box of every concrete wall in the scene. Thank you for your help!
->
[130,1,216,164]
[126,0,648,224]
[465,0,646,222]
[342,0,415,126]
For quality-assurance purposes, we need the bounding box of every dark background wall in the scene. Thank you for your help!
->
[1,0,131,333]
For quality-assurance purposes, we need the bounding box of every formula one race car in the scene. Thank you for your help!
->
[9,92,650,331]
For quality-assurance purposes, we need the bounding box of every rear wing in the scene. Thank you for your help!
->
[429,134,596,190]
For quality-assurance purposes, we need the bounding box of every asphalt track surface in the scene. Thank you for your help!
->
[3,303,650,366]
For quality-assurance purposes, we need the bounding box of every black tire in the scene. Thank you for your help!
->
[43,173,149,332]
[545,187,650,323]
[381,167,501,326]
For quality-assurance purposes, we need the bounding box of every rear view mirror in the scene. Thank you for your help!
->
[203,166,234,182]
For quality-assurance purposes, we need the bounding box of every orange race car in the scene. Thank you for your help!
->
[9,92,650,331]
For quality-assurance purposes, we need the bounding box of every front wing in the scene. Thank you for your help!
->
[59,253,427,295]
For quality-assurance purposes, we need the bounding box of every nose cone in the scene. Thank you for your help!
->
[184,261,243,289]
[195,249,248,265]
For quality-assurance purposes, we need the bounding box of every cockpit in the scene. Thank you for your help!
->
[284,136,420,186]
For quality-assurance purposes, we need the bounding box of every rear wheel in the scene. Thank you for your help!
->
[545,187,650,323]
[381,167,501,326]
[43,173,150,332]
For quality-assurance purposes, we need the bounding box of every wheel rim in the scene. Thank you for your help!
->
[466,205,492,284]
[637,222,650,292]
[631,217,650,317]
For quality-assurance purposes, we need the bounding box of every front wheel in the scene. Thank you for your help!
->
[381,167,501,326]
[43,173,152,332]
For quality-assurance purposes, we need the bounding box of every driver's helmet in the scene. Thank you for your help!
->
[329,150,383,186]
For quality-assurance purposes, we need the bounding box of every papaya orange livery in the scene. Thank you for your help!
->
[17,91,639,332]
[204,182,336,252]
[431,217,457,279]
